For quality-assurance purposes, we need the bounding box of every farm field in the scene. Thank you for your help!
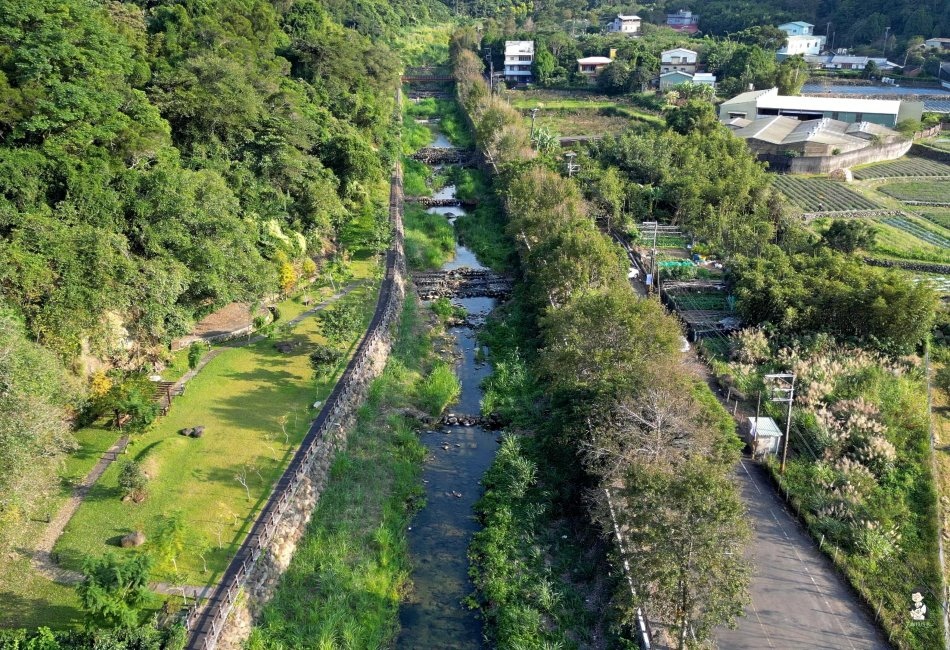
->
[917,207,950,230]
[878,180,950,203]
[871,214,950,265]
[508,89,663,126]
[53,286,378,589]
[773,176,881,212]
[852,156,950,180]
[526,111,633,137]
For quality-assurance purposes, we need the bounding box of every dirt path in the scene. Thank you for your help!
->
[29,282,365,592]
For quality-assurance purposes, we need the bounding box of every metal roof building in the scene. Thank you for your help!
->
[719,87,923,127]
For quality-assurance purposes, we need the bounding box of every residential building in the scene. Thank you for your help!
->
[802,55,899,71]
[777,22,825,58]
[504,41,534,84]
[659,71,694,88]
[660,48,698,73]
[577,55,613,78]
[659,70,716,89]
[925,37,950,50]
[608,14,641,35]
[718,87,923,127]
[725,115,901,157]
[778,21,816,37]
[666,9,699,34]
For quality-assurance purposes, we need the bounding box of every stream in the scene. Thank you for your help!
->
[397,131,498,649]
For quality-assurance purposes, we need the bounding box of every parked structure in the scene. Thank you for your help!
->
[503,41,534,84]
[608,14,641,35]
[660,47,697,73]
[577,55,613,78]
[659,70,716,89]
[725,115,901,157]
[802,54,899,71]
[777,21,826,59]
[719,87,923,127]
[666,9,699,34]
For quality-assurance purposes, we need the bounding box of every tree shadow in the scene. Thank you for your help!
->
[0,589,81,629]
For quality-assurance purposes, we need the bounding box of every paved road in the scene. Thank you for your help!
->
[716,459,891,649]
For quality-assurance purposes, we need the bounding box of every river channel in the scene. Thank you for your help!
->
[396,131,498,649]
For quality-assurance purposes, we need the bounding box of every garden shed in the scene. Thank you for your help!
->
[746,416,783,458]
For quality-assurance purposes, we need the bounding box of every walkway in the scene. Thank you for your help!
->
[30,282,365,592]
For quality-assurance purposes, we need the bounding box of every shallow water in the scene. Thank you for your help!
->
[397,135,498,649]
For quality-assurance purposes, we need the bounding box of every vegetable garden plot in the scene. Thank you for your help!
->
[881,215,950,249]
[918,208,950,230]
[852,157,950,180]
[773,176,880,212]
[878,180,950,203]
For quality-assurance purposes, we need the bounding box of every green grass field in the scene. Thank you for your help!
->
[872,214,950,265]
[53,287,378,588]
[878,180,950,203]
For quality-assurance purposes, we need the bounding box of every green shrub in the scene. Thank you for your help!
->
[430,297,465,322]
[309,344,344,376]
[187,342,204,370]
[418,362,460,415]
[118,460,147,500]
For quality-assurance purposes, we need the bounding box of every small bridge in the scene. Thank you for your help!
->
[411,148,475,165]
[412,268,513,300]
[404,197,476,208]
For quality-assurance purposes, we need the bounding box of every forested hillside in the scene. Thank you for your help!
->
[0,0,446,544]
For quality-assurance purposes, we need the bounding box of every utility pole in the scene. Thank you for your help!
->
[565,151,579,177]
[883,26,890,58]
[765,373,796,473]
[530,107,539,142]
[484,47,494,94]
[825,22,831,52]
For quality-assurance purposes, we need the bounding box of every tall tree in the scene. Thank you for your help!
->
[77,553,153,628]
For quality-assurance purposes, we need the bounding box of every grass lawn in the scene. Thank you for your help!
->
[53,286,379,588]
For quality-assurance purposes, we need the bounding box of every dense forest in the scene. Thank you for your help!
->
[0,0,450,552]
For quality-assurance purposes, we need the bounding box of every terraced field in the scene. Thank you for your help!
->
[773,176,881,212]
[881,215,950,248]
[918,208,950,229]
[852,156,950,179]
[878,180,950,203]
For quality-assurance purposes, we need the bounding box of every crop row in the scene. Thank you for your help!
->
[852,157,950,179]
[877,180,950,203]
[773,176,880,212]
[881,216,950,249]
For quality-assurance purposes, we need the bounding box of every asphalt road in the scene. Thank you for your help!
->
[716,458,891,649]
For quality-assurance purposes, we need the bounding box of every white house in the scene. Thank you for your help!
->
[504,41,534,84]
[803,55,899,71]
[777,21,825,59]
[608,14,641,35]
[718,87,923,127]
[666,9,699,34]
[692,72,717,87]
[660,48,697,74]
[925,37,950,50]
[577,55,613,78]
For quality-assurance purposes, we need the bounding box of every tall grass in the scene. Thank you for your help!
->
[403,204,455,270]
[248,297,441,648]
[418,362,460,415]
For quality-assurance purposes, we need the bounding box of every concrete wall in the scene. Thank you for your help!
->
[761,138,913,174]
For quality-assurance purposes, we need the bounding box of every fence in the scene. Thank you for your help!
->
[182,141,406,650]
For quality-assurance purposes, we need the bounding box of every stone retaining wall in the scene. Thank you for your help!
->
[184,94,407,649]
[864,257,950,275]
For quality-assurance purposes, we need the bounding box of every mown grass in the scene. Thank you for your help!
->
[53,288,378,587]
[247,296,447,648]
[404,203,455,270]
